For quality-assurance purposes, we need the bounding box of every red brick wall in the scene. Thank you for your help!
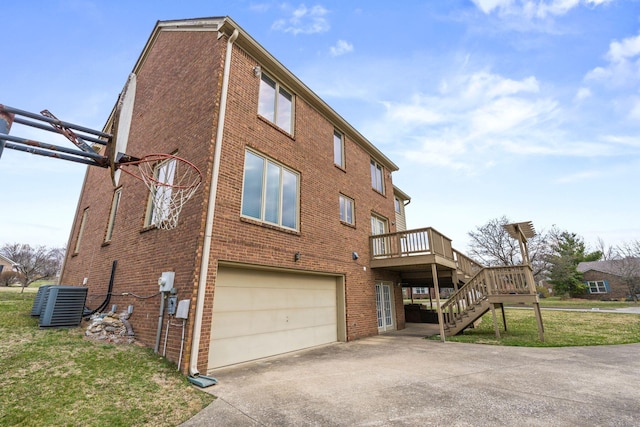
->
[61,30,224,369]
[200,43,402,355]
[62,28,403,374]
[581,270,630,300]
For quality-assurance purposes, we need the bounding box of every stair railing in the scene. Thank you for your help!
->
[440,265,535,331]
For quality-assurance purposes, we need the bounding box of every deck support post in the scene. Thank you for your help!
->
[533,302,545,342]
[433,264,445,342]
[490,303,507,338]
[490,304,500,339]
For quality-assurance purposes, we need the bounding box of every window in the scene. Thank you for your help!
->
[370,159,384,194]
[241,150,299,230]
[587,280,609,294]
[333,130,345,168]
[394,197,401,213]
[413,287,428,295]
[339,194,354,225]
[74,208,88,254]
[105,188,122,242]
[258,73,293,134]
[370,214,388,257]
[144,157,176,227]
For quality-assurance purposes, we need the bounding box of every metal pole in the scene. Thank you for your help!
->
[0,104,15,159]
[0,105,111,138]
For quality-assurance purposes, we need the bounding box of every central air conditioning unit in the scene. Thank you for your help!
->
[39,286,88,328]
[30,285,53,317]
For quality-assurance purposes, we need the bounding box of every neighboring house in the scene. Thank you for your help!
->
[61,17,503,375]
[578,259,640,300]
[0,254,16,274]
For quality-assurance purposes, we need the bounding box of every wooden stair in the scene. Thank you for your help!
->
[440,265,540,337]
[443,299,490,336]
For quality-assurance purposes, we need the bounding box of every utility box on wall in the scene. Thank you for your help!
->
[158,271,175,293]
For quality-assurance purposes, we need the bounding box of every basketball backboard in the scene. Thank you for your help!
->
[106,73,137,186]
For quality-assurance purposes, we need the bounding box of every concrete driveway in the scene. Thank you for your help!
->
[181,325,640,426]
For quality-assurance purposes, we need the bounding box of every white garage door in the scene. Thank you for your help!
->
[209,266,338,369]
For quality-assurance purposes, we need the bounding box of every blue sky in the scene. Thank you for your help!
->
[1,0,639,252]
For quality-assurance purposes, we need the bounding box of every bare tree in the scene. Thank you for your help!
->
[613,241,640,303]
[595,237,617,261]
[467,216,520,266]
[0,243,65,293]
[0,270,22,287]
[467,216,552,282]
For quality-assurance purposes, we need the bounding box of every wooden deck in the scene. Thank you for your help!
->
[369,227,543,341]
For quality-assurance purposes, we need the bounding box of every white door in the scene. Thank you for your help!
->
[375,282,394,332]
[209,267,338,369]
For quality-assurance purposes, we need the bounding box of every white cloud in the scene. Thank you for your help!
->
[586,32,640,87]
[556,170,602,183]
[574,87,591,102]
[472,0,612,18]
[249,3,272,13]
[272,4,330,35]
[606,33,640,63]
[329,39,353,57]
[471,0,513,14]
[358,67,634,172]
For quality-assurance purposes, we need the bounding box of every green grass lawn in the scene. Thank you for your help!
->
[0,290,214,427]
[437,308,640,347]
[537,296,637,309]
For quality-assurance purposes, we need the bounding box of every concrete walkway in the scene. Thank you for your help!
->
[181,325,640,426]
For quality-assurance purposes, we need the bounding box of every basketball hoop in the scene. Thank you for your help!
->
[118,153,203,230]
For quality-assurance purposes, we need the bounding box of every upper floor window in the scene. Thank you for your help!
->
[241,150,299,230]
[370,160,384,194]
[258,73,293,134]
[394,197,401,213]
[144,157,176,228]
[339,194,354,225]
[74,208,89,254]
[333,130,345,168]
[105,188,122,242]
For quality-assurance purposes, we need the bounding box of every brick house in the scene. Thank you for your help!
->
[61,17,504,375]
[578,259,640,300]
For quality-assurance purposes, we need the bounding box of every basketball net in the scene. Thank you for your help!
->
[118,154,202,230]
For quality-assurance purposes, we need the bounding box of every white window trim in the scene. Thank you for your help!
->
[258,72,294,134]
[339,194,355,225]
[334,130,345,168]
[371,159,385,194]
[241,149,300,231]
[105,188,122,242]
[74,208,88,254]
[587,280,608,294]
[144,157,176,228]
[394,197,401,213]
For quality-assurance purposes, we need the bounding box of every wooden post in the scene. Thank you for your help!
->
[490,303,501,339]
[433,263,446,342]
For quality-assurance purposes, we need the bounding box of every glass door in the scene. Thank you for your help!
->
[375,282,394,332]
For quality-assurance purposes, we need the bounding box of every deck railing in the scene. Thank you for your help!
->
[453,249,483,278]
[369,227,454,260]
[440,265,536,328]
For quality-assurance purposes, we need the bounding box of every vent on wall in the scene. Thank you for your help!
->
[30,285,53,317]
[39,286,88,328]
